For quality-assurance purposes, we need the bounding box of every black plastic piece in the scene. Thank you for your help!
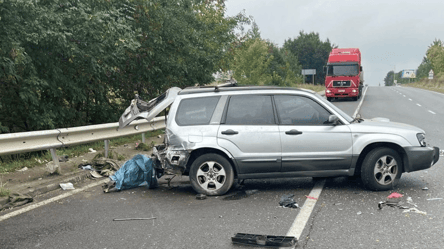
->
[231,233,297,247]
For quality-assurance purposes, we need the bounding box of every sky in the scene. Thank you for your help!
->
[225,0,444,86]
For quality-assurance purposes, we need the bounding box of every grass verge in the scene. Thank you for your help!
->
[0,129,164,174]
[404,80,444,94]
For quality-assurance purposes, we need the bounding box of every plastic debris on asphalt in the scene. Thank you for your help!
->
[422,187,429,190]
[426,198,443,201]
[231,233,297,247]
[305,195,318,200]
[16,167,28,172]
[279,194,299,208]
[59,183,75,190]
[406,197,417,207]
[387,192,403,199]
[88,148,97,153]
[196,194,207,200]
[403,208,427,215]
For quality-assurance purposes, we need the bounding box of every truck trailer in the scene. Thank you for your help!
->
[324,48,364,101]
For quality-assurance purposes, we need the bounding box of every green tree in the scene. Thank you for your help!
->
[283,31,336,84]
[426,39,444,79]
[231,38,273,85]
[384,71,395,86]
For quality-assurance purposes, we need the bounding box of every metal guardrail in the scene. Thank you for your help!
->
[0,117,166,173]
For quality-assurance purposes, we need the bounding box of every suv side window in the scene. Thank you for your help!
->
[274,95,331,125]
[225,95,275,125]
[175,96,220,126]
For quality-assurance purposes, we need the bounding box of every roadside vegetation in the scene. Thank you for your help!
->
[384,39,444,95]
[0,130,163,174]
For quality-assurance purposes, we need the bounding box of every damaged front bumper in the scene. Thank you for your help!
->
[152,145,190,175]
[404,146,440,172]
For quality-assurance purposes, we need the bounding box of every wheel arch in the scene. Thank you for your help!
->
[184,147,238,177]
[354,142,408,175]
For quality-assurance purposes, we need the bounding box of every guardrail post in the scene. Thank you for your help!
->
[104,139,109,158]
[49,148,61,174]
[142,133,146,143]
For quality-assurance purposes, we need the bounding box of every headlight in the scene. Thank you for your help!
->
[326,90,331,93]
[416,133,426,147]
[352,89,357,92]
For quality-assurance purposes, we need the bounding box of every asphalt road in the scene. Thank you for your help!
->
[1,86,443,249]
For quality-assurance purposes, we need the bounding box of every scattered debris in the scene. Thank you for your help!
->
[157,135,162,138]
[279,194,299,208]
[305,195,318,200]
[58,155,69,162]
[223,189,259,201]
[422,187,429,190]
[403,208,427,215]
[0,192,33,211]
[231,233,297,247]
[124,144,129,147]
[387,192,403,199]
[45,162,60,174]
[426,198,443,201]
[196,194,207,200]
[135,142,153,151]
[90,171,103,178]
[102,181,119,193]
[357,211,362,215]
[80,165,93,170]
[113,217,156,221]
[88,148,97,153]
[103,154,158,193]
[406,197,417,207]
[16,167,28,172]
[59,183,75,190]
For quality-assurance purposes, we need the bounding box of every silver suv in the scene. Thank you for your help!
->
[119,84,440,195]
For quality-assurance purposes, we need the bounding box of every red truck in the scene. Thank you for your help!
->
[324,48,364,101]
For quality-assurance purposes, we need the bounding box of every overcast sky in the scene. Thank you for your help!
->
[225,0,443,86]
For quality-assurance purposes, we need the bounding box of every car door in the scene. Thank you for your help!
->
[274,94,353,172]
[217,95,281,174]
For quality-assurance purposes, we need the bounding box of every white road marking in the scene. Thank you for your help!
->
[352,86,369,118]
[428,110,436,114]
[417,103,421,107]
[286,179,326,240]
[0,178,108,222]
[409,98,412,101]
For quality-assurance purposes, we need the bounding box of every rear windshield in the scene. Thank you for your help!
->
[175,96,220,126]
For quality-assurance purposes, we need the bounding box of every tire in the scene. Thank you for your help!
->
[327,97,332,102]
[361,147,402,191]
[189,153,234,196]
[352,96,358,101]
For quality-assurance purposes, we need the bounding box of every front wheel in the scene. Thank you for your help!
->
[361,147,402,191]
[189,153,234,196]
[327,97,332,102]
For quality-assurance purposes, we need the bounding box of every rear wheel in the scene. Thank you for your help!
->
[189,153,234,196]
[361,147,402,191]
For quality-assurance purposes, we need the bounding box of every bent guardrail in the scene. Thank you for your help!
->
[0,117,166,173]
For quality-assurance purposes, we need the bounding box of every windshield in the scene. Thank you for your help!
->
[327,64,358,76]
[315,93,354,123]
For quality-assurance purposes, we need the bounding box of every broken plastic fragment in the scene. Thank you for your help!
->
[426,198,443,201]
[305,195,318,200]
[88,148,97,153]
[59,183,75,190]
[422,187,429,190]
[402,208,427,215]
[357,211,362,215]
[223,190,259,201]
[196,194,207,200]
[387,192,403,199]
[279,194,299,208]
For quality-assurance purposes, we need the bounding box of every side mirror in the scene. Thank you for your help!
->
[328,115,339,125]
[360,66,363,71]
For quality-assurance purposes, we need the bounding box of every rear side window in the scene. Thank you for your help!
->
[274,95,331,125]
[175,96,220,126]
[225,95,275,125]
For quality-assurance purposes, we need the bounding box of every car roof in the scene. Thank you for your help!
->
[179,85,316,95]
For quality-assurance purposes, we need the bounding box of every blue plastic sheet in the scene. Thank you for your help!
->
[110,154,157,190]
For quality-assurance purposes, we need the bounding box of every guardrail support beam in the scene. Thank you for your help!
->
[49,148,61,174]
[104,139,110,158]
[142,133,146,143]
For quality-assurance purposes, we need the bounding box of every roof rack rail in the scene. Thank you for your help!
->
[215,79,237,92]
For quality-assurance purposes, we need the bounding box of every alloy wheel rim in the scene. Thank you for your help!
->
[196,161,226,191]
[373,155,398,185]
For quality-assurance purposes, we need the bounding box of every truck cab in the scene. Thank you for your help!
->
[325,48,364,101]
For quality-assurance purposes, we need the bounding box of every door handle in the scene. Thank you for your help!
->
[285,129,303,135]
[221,129,238,135]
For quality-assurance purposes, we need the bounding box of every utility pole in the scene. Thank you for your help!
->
[393,65,396,86]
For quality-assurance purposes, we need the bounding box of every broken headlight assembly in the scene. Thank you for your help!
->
[416,133,426,147]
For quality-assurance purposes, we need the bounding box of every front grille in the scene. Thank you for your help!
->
[332,81,351,87]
